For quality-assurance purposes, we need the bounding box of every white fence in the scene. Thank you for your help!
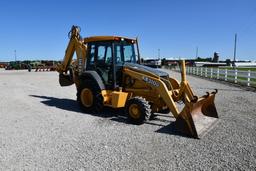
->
[170,66,256,87]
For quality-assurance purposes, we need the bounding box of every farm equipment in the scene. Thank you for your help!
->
[56,25,218,138]
[5,61,29,70]
[35,61,57,72]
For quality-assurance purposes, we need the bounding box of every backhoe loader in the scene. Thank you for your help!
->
[57,25,218,138]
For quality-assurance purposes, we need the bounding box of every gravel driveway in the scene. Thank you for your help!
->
[0,68,255,170]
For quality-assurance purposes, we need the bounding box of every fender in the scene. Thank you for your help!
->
[80,71,106,90]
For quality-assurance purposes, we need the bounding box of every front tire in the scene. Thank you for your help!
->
[125,97,151,124]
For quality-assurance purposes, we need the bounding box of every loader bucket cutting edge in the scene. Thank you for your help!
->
[175,92,218,138]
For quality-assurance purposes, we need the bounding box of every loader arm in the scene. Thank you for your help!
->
[123,67,180,117]
[123,61,218,138]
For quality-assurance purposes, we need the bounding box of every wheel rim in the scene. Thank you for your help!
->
[129,104,141,119]
[81,88,93,107]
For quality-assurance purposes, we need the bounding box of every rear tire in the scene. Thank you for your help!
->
[125,97,151,124]
[77,80,103,113]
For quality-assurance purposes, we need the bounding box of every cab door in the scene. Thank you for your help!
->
[86,42,115,89]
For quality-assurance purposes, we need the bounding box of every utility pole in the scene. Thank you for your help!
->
[14,50,17,61]
[158,49,160,60]
[233,33,237,62]
[196,46,198,58]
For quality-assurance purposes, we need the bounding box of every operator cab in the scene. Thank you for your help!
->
[85,37,139,89]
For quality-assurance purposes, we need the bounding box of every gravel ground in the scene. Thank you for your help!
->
[0,68,255,171]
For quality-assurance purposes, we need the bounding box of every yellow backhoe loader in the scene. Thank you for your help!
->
[57,25,218,138]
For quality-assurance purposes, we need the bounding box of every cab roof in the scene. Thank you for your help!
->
[83,36,136,43]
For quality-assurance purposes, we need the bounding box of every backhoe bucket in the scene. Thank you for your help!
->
[175,91,218,138]
[59,73,74,86]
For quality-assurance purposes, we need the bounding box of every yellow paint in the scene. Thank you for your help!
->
[129,104,141,119]
[111,91,128,108]
[101,90,128,108]
[84,36,136,43]
[81,88,93,107]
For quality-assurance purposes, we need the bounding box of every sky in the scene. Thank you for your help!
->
[0,0,255,61]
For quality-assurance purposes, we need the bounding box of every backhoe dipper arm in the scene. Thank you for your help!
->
[57,25,86,74]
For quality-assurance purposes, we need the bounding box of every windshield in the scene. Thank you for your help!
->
[114,41,136,64]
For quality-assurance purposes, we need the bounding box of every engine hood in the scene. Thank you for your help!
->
[124,63,169,77]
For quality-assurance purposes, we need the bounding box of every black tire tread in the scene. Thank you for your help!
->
[125,96,151,124]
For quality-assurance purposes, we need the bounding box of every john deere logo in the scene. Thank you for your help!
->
[142,76,159,87]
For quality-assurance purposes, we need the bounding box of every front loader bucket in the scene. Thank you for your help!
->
[175,91,218,138]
